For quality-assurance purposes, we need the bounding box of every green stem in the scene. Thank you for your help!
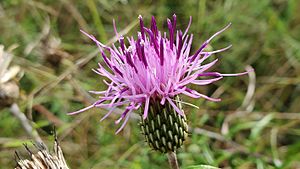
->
[167,151,179,169]
[86,0,107,42]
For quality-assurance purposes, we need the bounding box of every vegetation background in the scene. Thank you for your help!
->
[0,0,300,168]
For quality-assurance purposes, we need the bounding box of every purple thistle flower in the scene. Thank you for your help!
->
[69,15,251,134]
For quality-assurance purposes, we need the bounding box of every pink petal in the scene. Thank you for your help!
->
[166,97,184,116]
[143,97,150,119]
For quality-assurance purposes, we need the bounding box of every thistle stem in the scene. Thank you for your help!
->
[167,151,179,169]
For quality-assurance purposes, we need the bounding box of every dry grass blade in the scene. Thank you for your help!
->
[221,65,256,135]
[0,46,20,107]
[10,103,43,144]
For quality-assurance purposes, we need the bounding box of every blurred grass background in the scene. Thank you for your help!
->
[0,0,300,168]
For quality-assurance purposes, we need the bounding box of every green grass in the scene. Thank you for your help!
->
[1,0,300,168]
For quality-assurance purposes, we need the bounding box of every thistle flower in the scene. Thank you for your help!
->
[70,15,251,152]
[15,139,69,169]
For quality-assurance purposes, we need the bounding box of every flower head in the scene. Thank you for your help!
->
[70,15,250,134]
[15,138,69,169]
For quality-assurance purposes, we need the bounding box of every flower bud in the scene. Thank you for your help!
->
[140,96,188,153]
